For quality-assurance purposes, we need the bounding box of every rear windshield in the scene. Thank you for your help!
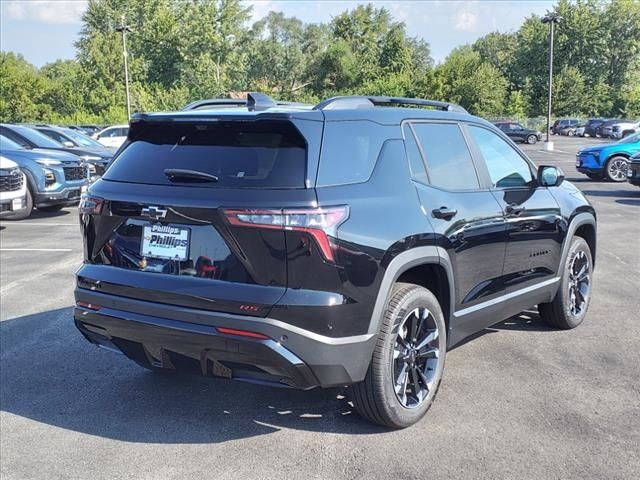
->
[103,120,307,188]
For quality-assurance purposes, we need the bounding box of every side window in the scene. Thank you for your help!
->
[118,128,128,137]
[402,124,428,184]
[411,122,479,190]
[468,125,534,188]
[44,130,65,143]
[317,121,389,187]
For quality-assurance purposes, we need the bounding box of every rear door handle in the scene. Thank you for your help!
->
[432,206,458,220]
[506,204,525,216]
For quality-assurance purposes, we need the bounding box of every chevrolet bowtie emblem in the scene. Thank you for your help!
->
[141,205,168,220]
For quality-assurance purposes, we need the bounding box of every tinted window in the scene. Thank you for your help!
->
[40,129,72,145]
[8,125,62,148]
[411,123,479,190]
[104,121,307,189]
[403,124,428,184]
[468,126,534,188]
[317,121,389,186]
[61,128,103,147]
[100,128,117,138]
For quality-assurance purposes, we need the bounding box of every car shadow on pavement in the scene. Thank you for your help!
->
[582,189,639,198]
[490,309,555,332]
[29,208,73,219]
[0,307,387,444]
[615,198,640,206]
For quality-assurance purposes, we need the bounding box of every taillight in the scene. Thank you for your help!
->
[223,206,349,262]
[79,195,104,215]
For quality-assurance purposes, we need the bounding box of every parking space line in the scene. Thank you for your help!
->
[0,223,78,226]
[0,248,73,252]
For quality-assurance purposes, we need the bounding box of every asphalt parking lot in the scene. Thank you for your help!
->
[1,135,639,480]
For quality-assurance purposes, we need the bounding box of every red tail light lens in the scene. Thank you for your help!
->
[79,195,104,215]
[216,327,269,340]
[76,301,101,311]
[223,206,349,262]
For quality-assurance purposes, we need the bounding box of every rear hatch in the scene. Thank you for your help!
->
[79,116,320,317]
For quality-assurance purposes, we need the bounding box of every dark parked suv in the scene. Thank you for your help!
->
[493,121,542,144]
[75,94,597,428]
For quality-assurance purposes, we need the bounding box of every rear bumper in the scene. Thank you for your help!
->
[74,288,376,389]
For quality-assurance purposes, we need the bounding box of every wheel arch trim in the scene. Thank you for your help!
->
[555,212,597,297]
[367,246,455,337]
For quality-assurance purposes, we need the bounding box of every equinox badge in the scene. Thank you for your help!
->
[141,205,168,221]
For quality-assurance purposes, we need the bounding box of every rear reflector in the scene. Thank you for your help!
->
[76,301,101,311]
[223,206,348,262]
[216,327,269,340]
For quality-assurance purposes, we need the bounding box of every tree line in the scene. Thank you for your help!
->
[1,0,639,125]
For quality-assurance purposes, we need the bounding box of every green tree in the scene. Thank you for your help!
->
[246,12,306,94]
[0,52,50,122]
[506,90,528,119]
[437,46,508,116]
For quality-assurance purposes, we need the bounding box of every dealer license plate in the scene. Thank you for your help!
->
[141,224,190,260]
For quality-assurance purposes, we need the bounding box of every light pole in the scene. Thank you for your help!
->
[116,15,133,120]
[542,12,562,150]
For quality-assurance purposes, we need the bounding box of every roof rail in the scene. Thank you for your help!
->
[181,92,306,112]
[181,98,246,111]
[313,96,468,114]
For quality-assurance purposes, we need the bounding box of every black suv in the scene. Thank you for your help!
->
[75,94,597,428]
[493,121,542,144]
[551,118,580,135]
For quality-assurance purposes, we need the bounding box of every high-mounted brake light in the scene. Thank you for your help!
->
[223,206,349,262]
[79,195,104,215]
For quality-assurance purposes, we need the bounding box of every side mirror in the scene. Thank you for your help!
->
[538,165,565,187]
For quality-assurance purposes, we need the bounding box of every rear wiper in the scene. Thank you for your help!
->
[164,168,219,183]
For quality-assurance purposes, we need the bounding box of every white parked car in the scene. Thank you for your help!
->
[92,125,129,149]
[611,121,640,140]
[574,125,586,137]
[0,156,28,219]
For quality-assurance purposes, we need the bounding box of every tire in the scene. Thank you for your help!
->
[567,130,574,137]
[37,204,64,212]
[351,283,447,429]
[539,237,593,329]
[2,188,33,220]
[526,134,538,145]
[605,156,629,182]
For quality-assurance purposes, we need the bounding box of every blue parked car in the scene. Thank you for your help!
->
[576,132,640,182]
[0,134,89,218]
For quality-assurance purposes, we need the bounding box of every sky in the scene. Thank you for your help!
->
[0,0,556,67]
